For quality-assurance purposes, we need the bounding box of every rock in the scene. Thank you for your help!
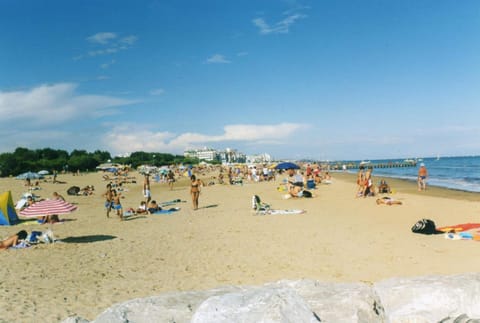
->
[61,316,90,323]
[191,284,318,323]
[276,279,385,322]
[92,286,241,323]
[72,274,480,323]
[374,272,480,323]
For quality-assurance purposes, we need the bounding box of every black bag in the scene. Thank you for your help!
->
[67,186,80,196]
[411,219,438,235]
[302,190,312,198]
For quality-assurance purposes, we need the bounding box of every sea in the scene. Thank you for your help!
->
[343,156,480,193]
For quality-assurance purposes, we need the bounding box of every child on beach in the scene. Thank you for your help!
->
[111,190,123,220]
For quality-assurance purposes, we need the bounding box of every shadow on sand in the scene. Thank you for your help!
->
[199,204,219,209]
[59,235,117,243]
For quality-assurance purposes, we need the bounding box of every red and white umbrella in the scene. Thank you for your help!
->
[19,199,78,218]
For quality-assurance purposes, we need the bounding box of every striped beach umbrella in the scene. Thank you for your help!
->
[19,199,77,218]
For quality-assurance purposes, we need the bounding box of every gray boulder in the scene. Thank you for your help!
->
[374,272,480,323]
[276,279,385,322]
[191,284,318,323]
[92,286,241,323]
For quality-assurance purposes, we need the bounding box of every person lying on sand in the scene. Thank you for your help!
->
[0,230,28,250]
[376,196,402,205]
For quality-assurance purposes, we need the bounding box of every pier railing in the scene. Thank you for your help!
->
[326,161,417,170]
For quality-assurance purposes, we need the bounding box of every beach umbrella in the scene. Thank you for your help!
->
[19,199,77,218]
[38,170,49,175]
[16,171,43,180]
[275,162,300,170]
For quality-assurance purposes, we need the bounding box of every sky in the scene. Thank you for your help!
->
[1,0,480,161]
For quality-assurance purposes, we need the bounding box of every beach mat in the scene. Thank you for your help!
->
[256,209,305,215]
[151,207,180,215]
[437,223,480,233]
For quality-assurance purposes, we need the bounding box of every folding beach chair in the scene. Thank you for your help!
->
[252,195,270,214]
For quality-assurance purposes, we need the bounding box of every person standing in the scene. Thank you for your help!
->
[190,175,204,210]
[103,183,113,218]
[143,174,152,205]
[167,170,175,190]
[418,163,428,191]
[111,190,123,220]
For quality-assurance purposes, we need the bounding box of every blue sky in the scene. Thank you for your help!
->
[1,0,480,161]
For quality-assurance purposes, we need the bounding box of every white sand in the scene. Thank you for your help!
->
[1,170,480,322]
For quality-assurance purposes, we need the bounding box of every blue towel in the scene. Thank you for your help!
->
[151,207,180,215]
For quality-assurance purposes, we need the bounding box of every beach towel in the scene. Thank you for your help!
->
[151,207,180,215]
[437,223,480,233]
[15,198,27,210]
[256,209,305,216]
[10,240,31,249]
[160,199,185,206]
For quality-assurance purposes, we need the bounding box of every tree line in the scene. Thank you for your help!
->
[0,147,203,177]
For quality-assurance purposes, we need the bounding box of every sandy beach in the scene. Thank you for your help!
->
[1,169,480,322]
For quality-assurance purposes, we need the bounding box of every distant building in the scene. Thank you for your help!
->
[183,147,251,163]
[218,148,247,164]
[246,153,272,164]
[184,147,219,162]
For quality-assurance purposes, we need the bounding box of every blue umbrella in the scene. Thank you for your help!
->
[275,162,300,170]
[16,171,43,180]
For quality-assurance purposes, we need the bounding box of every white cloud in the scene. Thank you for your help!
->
[120,35,138,45]
[0,83,135,127]
[87,32,117,44]
[253,13,306,35]
[104,122,308,155]
[206,54,231,64]
[78,33,138,59]
[150,88,165,96]
[100,59,116,69]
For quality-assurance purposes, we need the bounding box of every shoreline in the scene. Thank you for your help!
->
[333,171,480,202]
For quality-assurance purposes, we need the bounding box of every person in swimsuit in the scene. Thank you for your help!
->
[190,175,204,210]
[417,163,428,191]
[0,230,28,250]
[167,170,175,190]
[111,190,123,220]
[143,174,152,205]
[103,183,113,218]
[376,196,402,205]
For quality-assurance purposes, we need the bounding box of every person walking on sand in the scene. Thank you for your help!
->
[418,163,428,191]
[190,175,204,210]
[143,174,152,205]
[103,183,113,218]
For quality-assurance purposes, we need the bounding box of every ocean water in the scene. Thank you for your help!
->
[345,156,480,193]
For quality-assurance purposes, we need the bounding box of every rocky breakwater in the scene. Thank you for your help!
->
[63,273,480,323]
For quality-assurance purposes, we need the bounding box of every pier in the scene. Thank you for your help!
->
[326,160,418,170]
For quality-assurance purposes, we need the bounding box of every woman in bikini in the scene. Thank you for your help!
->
[0,230,28,250]
[190,175,204,210]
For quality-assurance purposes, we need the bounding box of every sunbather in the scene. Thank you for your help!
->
[0,230,28,250]
[376,197,402,205]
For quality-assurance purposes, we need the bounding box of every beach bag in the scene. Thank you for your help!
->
[67,186,80,196]
[302,190,312,198]
[411,219,437,235]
